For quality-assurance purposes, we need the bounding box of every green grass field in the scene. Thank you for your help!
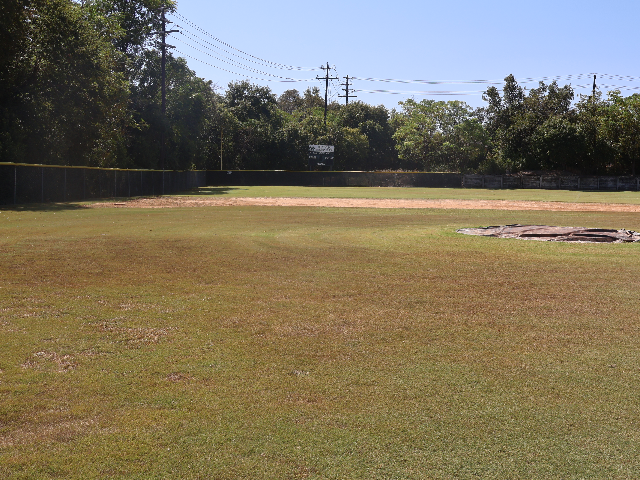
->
[2,188,640,478]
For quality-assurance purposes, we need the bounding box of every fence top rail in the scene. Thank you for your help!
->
[463,173,639,178]
[2,163,459,174]
[0,162,206,173]
[215,170,460,174]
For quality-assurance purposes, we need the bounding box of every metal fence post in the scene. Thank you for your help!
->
[14,166,17,205]
[41,167,44,203]
[64,168,67,202]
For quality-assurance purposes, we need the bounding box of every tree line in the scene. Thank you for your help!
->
[2,0,639,175]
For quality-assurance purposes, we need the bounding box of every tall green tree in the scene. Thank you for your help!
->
[277,89,304,114]
[218,81,282,169]
[599,92,640,175]
[393,99,487,172]
[574,90,614,174]
[337,102,397,170]
[126,50,221,170]
[482,75,578,172]
[0,0,36,161]
[87,0,173,59]
[0,0,130,165]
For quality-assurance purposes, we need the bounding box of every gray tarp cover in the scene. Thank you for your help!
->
[457,225,640,243]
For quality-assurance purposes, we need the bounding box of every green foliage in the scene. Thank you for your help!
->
[529,116,585,171]
[87,0,175,59]
[125,51,220,170]
[3,3,640,174]
[302,86,325,111]
[599,92,640,175]
[336,102,397,170]
[0,0,130,166]
[393,99,488,172]
[225,81,278,122]
[482,75,577,172]
[276,89,303,114]
[573,91,616,174]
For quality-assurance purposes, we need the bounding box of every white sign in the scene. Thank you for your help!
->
[309,145,334,153]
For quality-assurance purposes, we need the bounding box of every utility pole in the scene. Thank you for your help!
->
[590,74,597,165]
[159,5,178,179]
[316,62,338,127]
[339,75,357,105]
[160,7,178,117]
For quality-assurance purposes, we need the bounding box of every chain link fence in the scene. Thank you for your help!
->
[0,163,207,205]
[206,170,463,188]
[462,174,640,190]
[7,165,637,206]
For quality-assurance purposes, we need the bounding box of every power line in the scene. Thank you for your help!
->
[168,11,640,98]
[354,88,482,96]
[329,65,341,102]
[174,25,316,76]
[349,73,640,88]
[175,29,271,71]
[165,16,640,99]
[172,46,640,96]
[175,43,640,95]
[170,12,320,72]
[352,83,640,97]
[174,50,315,83]
[173,34,308,81]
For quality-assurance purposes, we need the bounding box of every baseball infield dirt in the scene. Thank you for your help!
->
[89,196,640,213]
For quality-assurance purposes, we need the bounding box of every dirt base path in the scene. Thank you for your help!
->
[90,196,640,213]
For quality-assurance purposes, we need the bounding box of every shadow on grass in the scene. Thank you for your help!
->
[0,202,90,212]
[0,187,246,210]
[180,186,247,196]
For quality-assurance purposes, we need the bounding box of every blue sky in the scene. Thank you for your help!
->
[170,0,640,111]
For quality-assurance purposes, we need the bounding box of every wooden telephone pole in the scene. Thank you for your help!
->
[159,6,179,185]
[316,63,338,126]
[339,75,357,104]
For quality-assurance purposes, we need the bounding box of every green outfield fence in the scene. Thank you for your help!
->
[206,170,463,188]
[462,174,640,190]
[0,163,207,205]
[4,163,640,206]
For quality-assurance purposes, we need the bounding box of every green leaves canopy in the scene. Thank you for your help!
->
[393,99,487,172]
[3,5,640,177]
[0,0,130,166]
